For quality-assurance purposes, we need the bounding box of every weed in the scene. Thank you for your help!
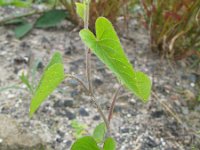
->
[24,0,151,149]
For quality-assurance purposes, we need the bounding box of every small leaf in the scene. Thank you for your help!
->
[20,72,33,94]
[14,22,33,39]
[103,137,116,150]
[93,122,106,143]
[79,17,151,101]
[29,52,65,117]
[75,2,85,20]
[35,9,68,28]
[71,136,100,150]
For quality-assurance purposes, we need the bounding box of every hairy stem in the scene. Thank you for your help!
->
[108,86,121,125]
[84,0,93,95]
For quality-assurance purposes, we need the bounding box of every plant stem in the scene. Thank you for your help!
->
[66,74,89,93]
[108,86,121,125]
[65,74,109,130]
[84,0,93,95]
[82,0,109,132]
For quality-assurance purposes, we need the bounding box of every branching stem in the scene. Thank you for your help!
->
[65,74,109,131]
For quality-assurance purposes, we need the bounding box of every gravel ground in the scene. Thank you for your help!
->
[0,7,200,150]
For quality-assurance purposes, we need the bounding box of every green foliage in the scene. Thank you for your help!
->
[71,123,116,150]
[35,9,68,28]
[71,136,100,150]
[71,120,87,139]
[92,122,106,143]
[29,52,65,117]
[80,17,151,101]
[0,0,31,7]
[14,22,33,39]
[75,2,85,20]
[103,137,116,150]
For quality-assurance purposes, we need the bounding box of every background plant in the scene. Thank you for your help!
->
[140,0,200,59]
[0,0,135,39]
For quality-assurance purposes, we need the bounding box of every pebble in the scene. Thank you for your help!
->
[63,100,74,107]
[93,115,100,121]
[79,108,89,116]
[151,110,164,118]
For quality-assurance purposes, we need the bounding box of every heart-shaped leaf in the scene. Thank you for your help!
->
[79,17,151,101]
[29,52,65,117]
[71,136,100,150]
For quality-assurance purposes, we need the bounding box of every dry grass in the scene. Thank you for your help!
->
[140,0,200,59]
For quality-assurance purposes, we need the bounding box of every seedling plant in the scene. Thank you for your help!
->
[26,0,152,149]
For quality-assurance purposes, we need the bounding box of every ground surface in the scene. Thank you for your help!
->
[0,7,200,150]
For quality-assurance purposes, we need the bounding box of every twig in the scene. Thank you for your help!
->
[108,86,121,124]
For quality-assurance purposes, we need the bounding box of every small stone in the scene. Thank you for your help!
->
[64,110,76,120]
[70,90,79,97]
[127,114,131,117]
[151,110,164,118]
[56,137,63,143]
[120,128,129,133]
[63,100,73,107]
[145,136,158,148]
[57,130,65,137]
[79,108,89,116]
[66,140,72,148]
[93,115,100,121]
[53,100,63,108]
[190,83,195,87]
[93,78,103,87]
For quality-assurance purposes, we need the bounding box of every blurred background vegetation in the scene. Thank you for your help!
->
[0,0,199,60]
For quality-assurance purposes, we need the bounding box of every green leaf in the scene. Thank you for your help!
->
[75,2,85,20]
[0,0,30,7]
[71,136,100,150]
[103,137,116,150]
[93,122,106,143]
[35,9,68,28]
[79,17,151,101]
[29,52,65,117]
[5,18,26,25]
[11,0,31,7]
[45,51,63,70]
[14,22,33,39]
